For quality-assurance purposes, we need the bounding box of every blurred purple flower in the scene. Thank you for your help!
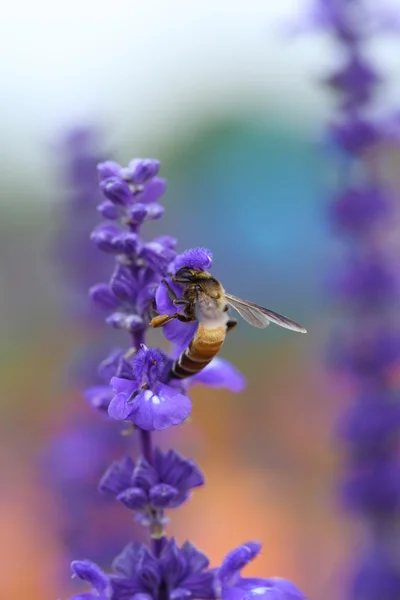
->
[300,1,400,598]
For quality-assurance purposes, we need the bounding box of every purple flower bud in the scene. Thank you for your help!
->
[330,117,378,154]
[149,483,180,508]
[129,203,148,224]
[117,486,148,510]
[142,239,176,272]
[100,176,133,205]
[125,314,145,332]
[90,224,122,253]
[112,232,138,255]
[89,283,119,310]
[129,158,160,183]
[330,187,389,234]
[325,54,380,110]
[97,160,121,181]
[97,200,119,220]
[138,177,167,204]
[110,265,138,302]
[145,203,165,220]
[106,312,144,332]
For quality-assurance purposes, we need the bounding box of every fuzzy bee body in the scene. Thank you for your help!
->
[171,324,226,379]
[151,266,306,380]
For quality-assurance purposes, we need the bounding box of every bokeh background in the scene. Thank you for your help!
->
[2,2,400,599]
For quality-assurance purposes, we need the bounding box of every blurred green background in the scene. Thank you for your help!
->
[4,2,400,599]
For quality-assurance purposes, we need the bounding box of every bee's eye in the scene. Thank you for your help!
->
[173,267,195,283]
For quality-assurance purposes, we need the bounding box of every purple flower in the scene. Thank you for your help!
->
[341,459,400,513]
[332,256,397,304]
[331,329,400,380]
[338,393,400,454]
[100,176,133,206]
[110,539,215,600]
[329,117,378,154]
[217,543,305,600]
[83,349,126,413]
[329,187,389,235]
[350,549,400,600]
[97,160,122,181]
[299,2,400,599]
[136,177,167,204]
[325,53,380,110]
[188,358,246,393]
[108,345,192,431]
[127,158,161,184]
[99,448,204,519]
[70,560,110,599]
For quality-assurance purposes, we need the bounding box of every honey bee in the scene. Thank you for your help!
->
[151,267,307,379]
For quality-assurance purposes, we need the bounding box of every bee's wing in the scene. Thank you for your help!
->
[224,293,307,333]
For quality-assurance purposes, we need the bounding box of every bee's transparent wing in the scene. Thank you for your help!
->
[225,293,307,333]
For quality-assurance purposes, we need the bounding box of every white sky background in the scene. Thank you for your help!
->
[1,0,400,202]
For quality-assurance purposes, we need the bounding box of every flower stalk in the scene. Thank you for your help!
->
[66,155,304,600]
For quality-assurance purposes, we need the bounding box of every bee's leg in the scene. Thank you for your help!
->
[162,279,189,306]
[174,298,189,306]
[226,318,237,333]
[150,312,192,328]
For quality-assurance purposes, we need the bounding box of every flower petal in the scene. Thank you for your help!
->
[173,248,213,272]
[190,358,246,393]
[156,280,183,314]
[181,540,210,572]
[99,455,135,496]
[149,483,180,508]
[111,376,138,395]
[264,578,305,600]
[164,320,198,352]
[155,449,204,491]
[139,177,167,203]
[219,542,262,586]
[117,486,148,510]
[84,385,113,411]
[71,560,109,593]
[130,385,192,431]
[108,392,135,420]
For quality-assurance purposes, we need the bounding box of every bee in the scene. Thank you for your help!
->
[150,267,307,379]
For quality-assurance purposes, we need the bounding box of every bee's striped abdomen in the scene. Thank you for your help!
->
[170,324,226,379]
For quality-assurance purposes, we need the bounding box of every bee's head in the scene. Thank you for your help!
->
[172,267,209,284]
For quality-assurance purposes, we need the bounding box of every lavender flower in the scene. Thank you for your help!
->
[71,540,304,600]
[218,543,305,600]
[299,1,400,598]
[99,448,204,524]
[65,155,304,600]
[43,130,147,568]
